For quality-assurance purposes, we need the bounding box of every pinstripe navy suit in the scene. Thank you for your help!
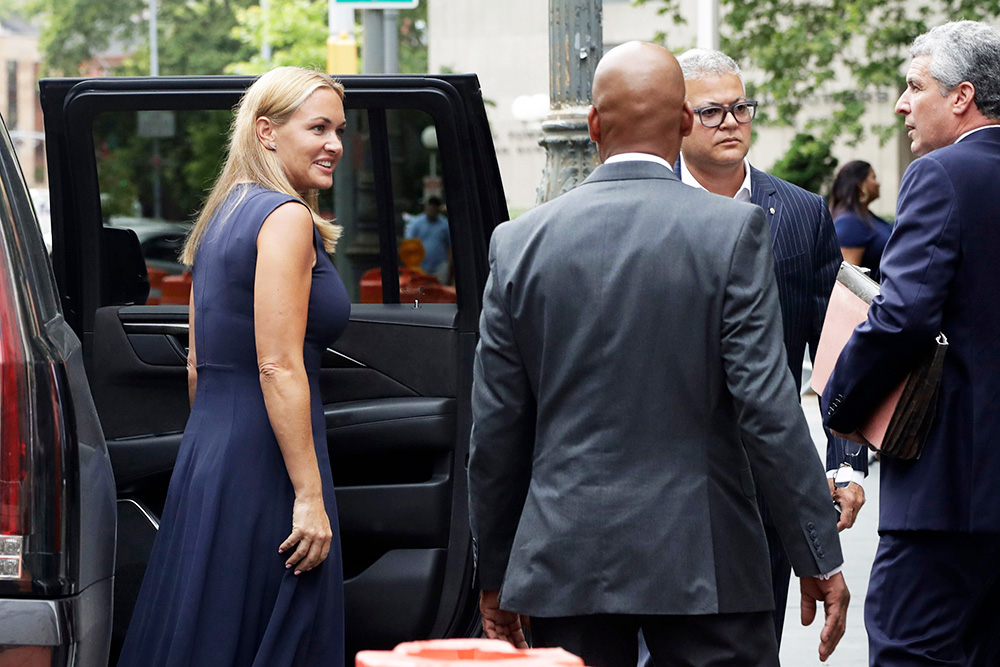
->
[673,160,864,642]
[746,166,866,640]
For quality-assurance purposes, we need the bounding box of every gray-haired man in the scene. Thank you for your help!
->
[823,21,1000,665]
[673,48,866,645]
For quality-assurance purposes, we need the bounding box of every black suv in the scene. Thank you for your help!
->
[0,74,507,666]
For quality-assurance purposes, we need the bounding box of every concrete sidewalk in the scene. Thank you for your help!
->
[778,392,879,666]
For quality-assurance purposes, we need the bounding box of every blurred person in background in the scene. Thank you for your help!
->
[404,195,451,283]
[829,160,892,281]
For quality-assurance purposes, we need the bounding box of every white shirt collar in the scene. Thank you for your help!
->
[678,153,753,203]
[956,124,1000,144]
[604,152,674,171]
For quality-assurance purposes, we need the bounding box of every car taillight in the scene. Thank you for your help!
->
[0,236,30,580]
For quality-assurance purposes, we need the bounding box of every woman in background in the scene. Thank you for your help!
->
[829,160,893,281]
[118,66,350,667]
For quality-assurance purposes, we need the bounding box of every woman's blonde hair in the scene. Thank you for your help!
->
[180,66,345,266]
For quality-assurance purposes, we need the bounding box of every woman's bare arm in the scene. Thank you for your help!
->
[255,202,332,575]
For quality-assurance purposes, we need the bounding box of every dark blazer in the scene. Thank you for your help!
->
[747,167,866,475]
[823,126,1000,532]
[469,160,842,617]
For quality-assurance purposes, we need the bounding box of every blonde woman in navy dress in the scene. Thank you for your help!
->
[118,66,351,667]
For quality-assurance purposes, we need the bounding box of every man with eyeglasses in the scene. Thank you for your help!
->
[674,48,867,647]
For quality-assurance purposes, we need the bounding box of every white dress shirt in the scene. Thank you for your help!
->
[604,152,675,170]
[678,154,753,202]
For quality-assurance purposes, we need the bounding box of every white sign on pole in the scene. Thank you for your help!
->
[137,110,176,138]
[335,0,418,8]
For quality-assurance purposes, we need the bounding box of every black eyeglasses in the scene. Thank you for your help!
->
[692,101,758,128]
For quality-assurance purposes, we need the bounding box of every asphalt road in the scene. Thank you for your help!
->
[778,392,879,666]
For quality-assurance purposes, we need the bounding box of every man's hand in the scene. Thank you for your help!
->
[800,573,850,662]
[480,590,529,648]
[828,478,866,531]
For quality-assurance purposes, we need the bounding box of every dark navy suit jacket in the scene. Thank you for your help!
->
[822,126,1000,531]
[676,160,864,476]
[747,167,865,477]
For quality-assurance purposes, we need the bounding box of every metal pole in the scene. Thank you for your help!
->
[537,0,603,205]
[361,10,385,74]
[383,9,399,74]
[696,0,719,50]
[149,0,162,219]
[261,0,273,62]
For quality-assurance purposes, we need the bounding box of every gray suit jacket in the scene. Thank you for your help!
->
[468,161,842,617]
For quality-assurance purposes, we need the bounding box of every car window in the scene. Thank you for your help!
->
[91,105,452,307]
[350,107,455,305]
[93,108,214,305]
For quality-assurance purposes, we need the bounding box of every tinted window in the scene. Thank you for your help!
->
[92,106,452,307]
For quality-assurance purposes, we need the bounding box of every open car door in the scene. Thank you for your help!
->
[40,73,507,663]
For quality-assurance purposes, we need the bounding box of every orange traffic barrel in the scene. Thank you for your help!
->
[359,267,383,303]
[357,639,584,667]
[160,270,192,305]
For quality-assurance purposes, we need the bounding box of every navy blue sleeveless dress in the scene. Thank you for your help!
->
[118,184,350,667]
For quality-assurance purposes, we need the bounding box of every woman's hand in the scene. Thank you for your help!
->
[279,493,333,575]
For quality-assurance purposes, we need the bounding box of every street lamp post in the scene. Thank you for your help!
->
[536,0,602,205]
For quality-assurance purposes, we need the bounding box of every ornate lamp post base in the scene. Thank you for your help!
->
[538,0,602,205]
[537,108,598,205]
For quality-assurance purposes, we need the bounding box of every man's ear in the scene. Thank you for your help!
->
[952,81,977,116]
[255,116,276,147]
[587,105,600,144]
[680,100,694,138]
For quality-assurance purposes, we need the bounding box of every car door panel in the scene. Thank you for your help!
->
[90,306,189,440]
[345,548,446,657]
[95,301,466,660]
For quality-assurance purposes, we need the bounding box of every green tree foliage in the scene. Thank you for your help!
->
[397,1,429,73]
[768,132,838,195]
[28,0,146,75]
[93,109,234,221]
[0,1,33,21]
[229,0,330,74]
[639,0,1000,144]
[28,0,256,77]
[229,0,428,74]
[27,0,256,221]
[28,0,430,221]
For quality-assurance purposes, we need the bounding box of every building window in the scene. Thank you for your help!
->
[6,61,17,128]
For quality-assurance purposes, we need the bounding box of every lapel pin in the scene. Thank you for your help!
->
[769,207,776,214]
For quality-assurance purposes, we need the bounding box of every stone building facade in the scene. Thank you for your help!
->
[0,15,45,188]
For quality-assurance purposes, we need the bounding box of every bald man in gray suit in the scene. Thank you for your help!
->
[468,42,849,667]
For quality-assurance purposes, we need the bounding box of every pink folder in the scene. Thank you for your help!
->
[809,269,905,448]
